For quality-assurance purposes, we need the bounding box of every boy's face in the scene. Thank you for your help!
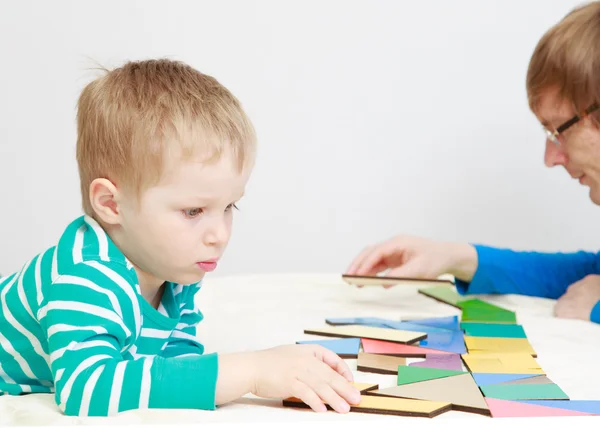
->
[116,149,251,287]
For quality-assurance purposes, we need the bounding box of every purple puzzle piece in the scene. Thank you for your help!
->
[410,354,463,371]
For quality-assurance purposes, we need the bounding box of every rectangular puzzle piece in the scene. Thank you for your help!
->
[296,338,361,358]
[304,325,427,344]
[341,274,454,288]
[357,352,407,374]
[460,322,527,338]
[461,353,544,375]
[464,336,537,357]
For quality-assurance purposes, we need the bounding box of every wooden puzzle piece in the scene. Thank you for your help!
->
[464,336,537,357]
[325,317,395,328]
[369,373,490,415]
[304,325,427,344]
[496,375,553,386]
[341,274,454,288]
[460,322,527,338]
[480,383,569,400]
[296,338,361,358]
[519,400,600,415]
[485,398,592,417]
[410,354,463,371]
[361,338,454,358]
[351,382,380,393]
[283,387,452,418]
[403,315,460,331]
[357,352,406,374]
[461,353,544,375]
[471,373,539,387]
[396,365,464,386]
[459,301,517,324]
[419,329,466,354]
[417,286,473,308]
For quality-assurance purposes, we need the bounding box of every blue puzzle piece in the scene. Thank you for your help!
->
[296,338,361,357]
[384,321,466,354]
[519,400,600,415]
[404,315,460,331]
[325,317,396,328]
[471,373,538,387]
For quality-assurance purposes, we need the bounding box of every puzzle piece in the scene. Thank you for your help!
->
[497,375,553,386]
[461,353,544,375]
[459,300,517,324]
[481,383,569,400]
[357,352,406,374]
[485,398,591,417]
[396,365,463,386]
[417,286,473,308]
[464,336,537,357]
[296,338,361,358]
[410,354,463,371]
[283,393,452,418]
[304,325,426,344]
[361,338,454,358]
[325,317,396,328]
[341,274,454,288]
[378,321,467,354]
[471,373,539,387]
[369,373,490,415]
[403,315,460,331]
[519,400,600,415]
[460,322,527,338]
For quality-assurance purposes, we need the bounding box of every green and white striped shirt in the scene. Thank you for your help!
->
[0,215,218,416]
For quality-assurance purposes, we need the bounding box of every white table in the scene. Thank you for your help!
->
[2,273,600,426]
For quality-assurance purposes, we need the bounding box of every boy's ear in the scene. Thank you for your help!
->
[89,178,122,225]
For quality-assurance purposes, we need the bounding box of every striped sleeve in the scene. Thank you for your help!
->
[39,261,218,416]
[162,285,206,359]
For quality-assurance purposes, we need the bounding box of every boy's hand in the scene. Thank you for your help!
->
[250,344,361,413]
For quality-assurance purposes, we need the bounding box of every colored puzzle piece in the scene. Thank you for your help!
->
[459,300,517,324]
[410,354,463,371]
[461,353,544,375]
[417,286,473,308]
[461,322,527,338]
[471,373,539,387]
[464,336,537,357]
[481,383,569,400]
[397,365,463,386]
[370,373,490,415]
[357,352,407,374]
[519,400,600,415]
[361,338,454,358]
[404,315,460,331]
[485,398,591,417]
[296,338,361,358]
[304,325,427,344]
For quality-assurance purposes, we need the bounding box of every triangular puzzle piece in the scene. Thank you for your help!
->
[481,383,569,400]
[403,315,460,331]
[472,373,538,387]
[461,322,527,338]
[410,354,463,371]
[397,365,463,386]
[485,398,591,417]
[361,338,454,357]
[418,286,473,308]
[296,338,361,358]
[369,373,489,415]
[497,375,553,386]
[304,325,426,344]
[283,394,452,418]
[519,400,600,415]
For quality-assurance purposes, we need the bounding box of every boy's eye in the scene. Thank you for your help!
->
[183,208,203,218]
[226,203,239,212]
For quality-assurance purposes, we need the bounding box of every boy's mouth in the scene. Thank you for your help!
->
[197,258,218,272]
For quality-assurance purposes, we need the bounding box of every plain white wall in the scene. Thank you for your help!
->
[1,0,598,278]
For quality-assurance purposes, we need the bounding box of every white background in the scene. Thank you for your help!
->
[1,0,597,278]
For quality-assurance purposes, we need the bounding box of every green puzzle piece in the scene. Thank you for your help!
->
[460,322,526,338]
[459,299,517,324]
[481,383,569,400]
[418,286,473,307]
[397,365,464,386]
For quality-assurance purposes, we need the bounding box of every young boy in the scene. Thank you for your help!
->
[0,59,360,416]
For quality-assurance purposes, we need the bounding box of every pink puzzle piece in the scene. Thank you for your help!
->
[485,398,592,418]
[410,354,462,371]
[361,338,454,357]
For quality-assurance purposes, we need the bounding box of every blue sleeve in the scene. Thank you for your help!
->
[454,244,600,324]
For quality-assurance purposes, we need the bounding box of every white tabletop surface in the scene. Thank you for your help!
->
[2,273,600,426]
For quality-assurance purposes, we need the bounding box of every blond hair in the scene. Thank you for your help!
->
[526,1,600,114]
[76,58,256,215]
